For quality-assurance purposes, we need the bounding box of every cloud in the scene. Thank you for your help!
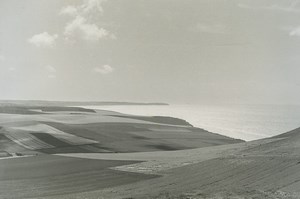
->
[191,24,228,34]
[81,0,107,14]
[45,65,57,78]
[64,16,110,41]
[60,0,114,42]
[60,0,107,16]
[60,5,78,16]
[93,64,114,74]
[28,32,58,48]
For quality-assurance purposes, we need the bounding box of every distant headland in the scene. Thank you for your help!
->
[0,100,169,107]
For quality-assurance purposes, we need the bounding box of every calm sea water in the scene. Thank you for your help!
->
[80,104,300,141]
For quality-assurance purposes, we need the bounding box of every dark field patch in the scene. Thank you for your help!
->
[110,115,193,126]
[33,106,96,113]
[0,155,158,198]
[32,133,71,148]
[0,105,95,115]
[38,145,93,154]
[147,144,180,151]
[43,122,150,144]
[38,143,115,154]
[41,122,242,153]
[0,106,44,115]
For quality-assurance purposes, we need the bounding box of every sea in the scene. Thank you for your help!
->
[79,104,300,141]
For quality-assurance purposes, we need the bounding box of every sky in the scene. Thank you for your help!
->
[1,0,300,104]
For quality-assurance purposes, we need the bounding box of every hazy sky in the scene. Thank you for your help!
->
[1,0,300,104]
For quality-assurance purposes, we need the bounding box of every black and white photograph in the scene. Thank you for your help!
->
[1,0,300,198]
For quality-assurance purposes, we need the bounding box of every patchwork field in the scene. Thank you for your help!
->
[0,105,242,198]
[0,105,300,198]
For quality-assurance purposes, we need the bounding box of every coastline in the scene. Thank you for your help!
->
[77,104,300,141]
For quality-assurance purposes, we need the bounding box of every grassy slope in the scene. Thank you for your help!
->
[1,104,299,198]
[0,155,156,199]
[0,105,242,155]
[57,129,300,199]
[0,105,245,199]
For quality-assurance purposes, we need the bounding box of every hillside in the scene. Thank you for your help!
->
[56,127,300,199]
[7,106,300,198]
[0,105,245,199]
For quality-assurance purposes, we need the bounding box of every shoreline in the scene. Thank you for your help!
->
[77,104,300,141]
